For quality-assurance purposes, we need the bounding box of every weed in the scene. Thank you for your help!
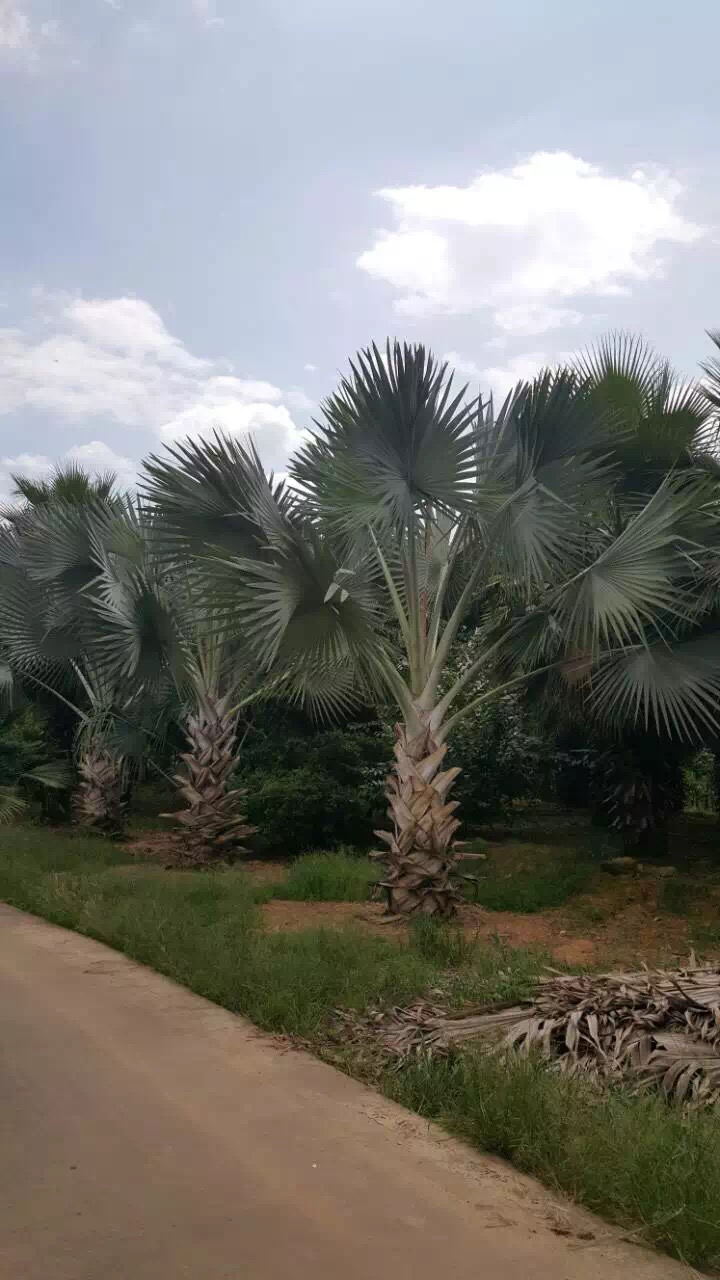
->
[468,856,593,913]
[271,851,377,902]
[657,876,701,915]
[385,1050,720,1272]
[409,918,475,967]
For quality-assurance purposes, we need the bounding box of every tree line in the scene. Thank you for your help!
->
[1,333,719,918]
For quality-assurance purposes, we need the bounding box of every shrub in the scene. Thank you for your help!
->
[236,718,391,856]
[0,707,49,785]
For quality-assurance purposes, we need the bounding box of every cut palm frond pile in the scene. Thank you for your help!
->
[354,966,720,1105]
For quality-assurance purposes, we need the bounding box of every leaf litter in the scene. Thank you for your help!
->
[336,961,720,1106]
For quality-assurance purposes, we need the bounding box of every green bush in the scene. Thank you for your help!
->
[237,719,391,855]
[450,693,542,822]
[0,708,49,785]
[242,766,376,855]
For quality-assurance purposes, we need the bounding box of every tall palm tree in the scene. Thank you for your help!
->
[533,334,720,847]
[144,343,720,916]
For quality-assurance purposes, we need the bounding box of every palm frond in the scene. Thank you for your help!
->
[141,432,293,559]
[22,760,75,790]
[292,341,480,529]
[589,632,720,738]
[551,476,712,653]
[0,787,27,824]
[575,333,709,476]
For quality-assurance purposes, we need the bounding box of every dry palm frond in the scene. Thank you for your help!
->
[365,965,720,1106]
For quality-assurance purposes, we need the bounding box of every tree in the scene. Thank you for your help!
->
[534,334,720,850]
[144,342,720,916]
[2,462,119,516]
[90,551,260,866]
[0,486,156,834]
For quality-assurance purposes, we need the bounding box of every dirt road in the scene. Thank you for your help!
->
[0,903,696,1279]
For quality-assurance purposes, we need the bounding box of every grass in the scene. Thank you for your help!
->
[271,850,377,902]
[468,851,594,913]
[385,1052,720,1271]
[3,822,720,1271]
[266,845,593,913]
[657,876,704,916]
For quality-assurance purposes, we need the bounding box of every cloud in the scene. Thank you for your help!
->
[303,363,317,373]
[358,152,704,334]
[0,294,305,471]
[444,350,552,402]
[64,297,208,370]
[190,0,224,25]
[0,441,137,504]
[65,440,136,488]
[0,1,62,61]
[0,1,30,49]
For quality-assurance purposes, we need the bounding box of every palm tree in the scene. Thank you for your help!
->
[0,487,157,835]
[1,462,119,520]
[144,342,720,916]
[90,548,260,865]
[536,334,720,849]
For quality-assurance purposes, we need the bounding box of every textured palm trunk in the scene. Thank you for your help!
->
[166,691,256,867]
[75,746,126,837]
[373,711,463,918]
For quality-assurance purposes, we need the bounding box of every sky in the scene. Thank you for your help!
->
[1,0,719,499]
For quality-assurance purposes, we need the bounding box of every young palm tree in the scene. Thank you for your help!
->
[83,492,266,865]
[163,640,258,866]
[93,573,260,865]
[144,343,720,916]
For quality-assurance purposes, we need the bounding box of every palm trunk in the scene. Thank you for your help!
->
[166,691,256,867]
[373,711,463,918]
[75,746,126,836]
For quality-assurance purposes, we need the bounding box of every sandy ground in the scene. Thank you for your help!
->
[0,904,698,1279]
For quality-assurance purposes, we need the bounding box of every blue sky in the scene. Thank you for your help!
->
[1,0,719,496]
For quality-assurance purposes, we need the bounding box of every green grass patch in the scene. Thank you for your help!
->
[409,918,475,966]
[271,850,377,902]
[657,876,703,916]
[385,1051,720,1272]
[469,855,593,913]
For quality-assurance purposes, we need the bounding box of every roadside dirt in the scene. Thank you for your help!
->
[260,869,718,969]
[121,826,720,971]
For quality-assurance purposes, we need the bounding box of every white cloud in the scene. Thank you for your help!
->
[445,350,551,402]
[1,451,52,478]
[190,0,224,25]
[0,2,62,60]
[303,363,317,373]
[0,1,30,49]
[358,152,704,334]
[0,294,305,472]
[0,441,137,505]
[65,440,136,487]
[64,297,208,370]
